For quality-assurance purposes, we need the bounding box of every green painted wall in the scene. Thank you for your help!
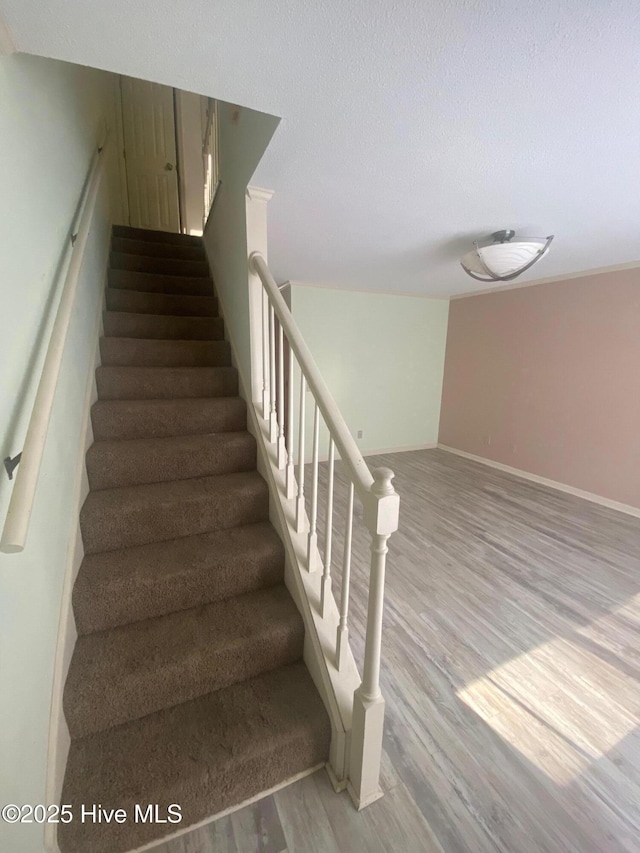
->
[290,285,449,456]
[0,54,120,853]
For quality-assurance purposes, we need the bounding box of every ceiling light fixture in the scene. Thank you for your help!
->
[460,230,554,282]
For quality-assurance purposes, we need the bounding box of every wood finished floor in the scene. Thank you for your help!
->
[156,448,640,852]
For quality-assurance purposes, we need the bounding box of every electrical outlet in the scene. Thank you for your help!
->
[357,430,363,439]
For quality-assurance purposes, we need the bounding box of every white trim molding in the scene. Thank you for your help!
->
[438,444,640,519]
[363,442,437,457]
[451,258,640,300]
[246,185,274,203]
[311,443,437,465]
[0,13,16,55]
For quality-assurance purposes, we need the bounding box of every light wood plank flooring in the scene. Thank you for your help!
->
[156,448,640,852]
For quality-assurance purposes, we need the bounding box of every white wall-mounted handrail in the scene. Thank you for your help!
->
[1,136,110,554]
[249,251,375,501]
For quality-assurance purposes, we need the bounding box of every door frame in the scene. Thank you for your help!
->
[174,88,188,234]
[113,77,130,226]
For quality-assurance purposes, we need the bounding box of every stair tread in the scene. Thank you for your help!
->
[91,396,247,440]
[74,521,284,634]
[95,365,238,400]
[112,224,202,246]
[103,311,224,340]
[99,336,231,367]
[104,310,220,321]
[86,431,256,490]
[96,364,235,375]
[59,663,330,853]
[81,470,265,517]
[111,251,210,278]
[108,268,213,296]
[65,585,303,738]
[106,289,218,317]
[112,236,205,262]
[80,470,268,553]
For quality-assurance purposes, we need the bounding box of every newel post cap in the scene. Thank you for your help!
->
[371,467,396,496]
[364,468,400,535]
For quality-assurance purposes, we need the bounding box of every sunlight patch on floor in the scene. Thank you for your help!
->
[457,630,640,785]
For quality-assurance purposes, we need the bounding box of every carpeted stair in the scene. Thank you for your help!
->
[59,225,330,853]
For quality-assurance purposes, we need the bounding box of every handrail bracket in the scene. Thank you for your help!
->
[4,453,22,481]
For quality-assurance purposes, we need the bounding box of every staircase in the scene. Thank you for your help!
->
[58,226,330,853]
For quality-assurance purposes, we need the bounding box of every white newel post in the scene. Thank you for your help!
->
[348,467,399,810]
[245,186,274,413]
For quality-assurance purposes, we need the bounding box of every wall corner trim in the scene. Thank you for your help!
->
[246,185,274,203]
[437,444,640,519]
[0,14,16,55]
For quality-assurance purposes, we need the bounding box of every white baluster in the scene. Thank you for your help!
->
[276,323,286,468]
[349,468,399,809]
[285,340,296,499]
[306,403,320,572]
[261,288,269,418]
[295,373,307,532]
[268,302,278,443]
[321,438,335,616]
[336,480,354,669]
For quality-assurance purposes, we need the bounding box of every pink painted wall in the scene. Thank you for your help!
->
[439,269,640,509]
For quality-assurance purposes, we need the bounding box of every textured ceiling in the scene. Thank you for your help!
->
[4,0,640,296]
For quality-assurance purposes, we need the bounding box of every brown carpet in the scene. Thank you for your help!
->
[60,225,330,853]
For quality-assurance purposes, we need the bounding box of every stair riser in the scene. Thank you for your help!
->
[112,236,206,262]
[87,435,257,490]
[65,618,304,738]
[108,268,213,296]
[95,367,238,400]
[103,312,224,341]
[74,525,284,634]
[111,251,209,278]
[80,483,269,553]
[106,289,218,317]
[91,398,247,441]
[99,338,231,368]
[113,224,202,247]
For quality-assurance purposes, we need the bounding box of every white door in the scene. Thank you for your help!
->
[120,77,181,232]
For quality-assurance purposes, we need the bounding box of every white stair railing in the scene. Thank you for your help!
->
[249,251,400,809]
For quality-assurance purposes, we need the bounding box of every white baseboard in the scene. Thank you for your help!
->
[438,444,640,519]
[363,442,437,458]
[311,442,437,465]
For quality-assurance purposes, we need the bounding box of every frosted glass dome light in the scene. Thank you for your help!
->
[460,230,554,282]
